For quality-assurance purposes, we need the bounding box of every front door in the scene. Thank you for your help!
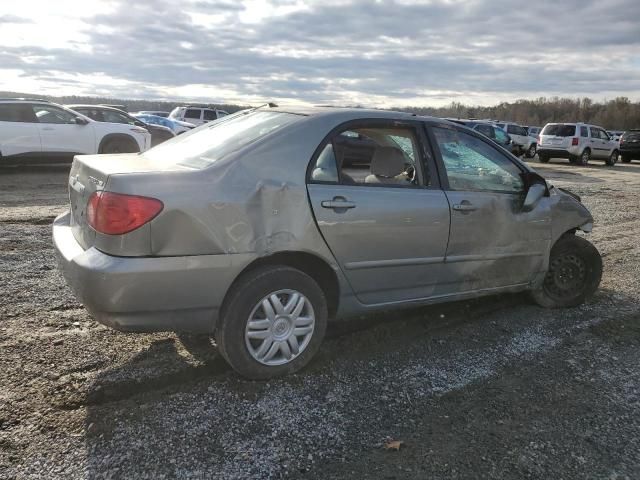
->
[307,120,451,305]
[31,104,95,154]
[429,125,551,293]
[589,127,610,159]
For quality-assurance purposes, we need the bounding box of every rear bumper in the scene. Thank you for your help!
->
[537,148,576,159]
[620,145,640,158]
[52,211,252,333]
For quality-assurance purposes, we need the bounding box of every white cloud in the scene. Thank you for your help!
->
[0,0,639,106]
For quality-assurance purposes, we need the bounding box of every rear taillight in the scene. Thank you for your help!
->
[87,191,163,235]
[619,136,625,144]
[571,137,579,146]
[536,135,540,144]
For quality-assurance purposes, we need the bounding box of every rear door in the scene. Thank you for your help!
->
[0,103,41,157]
[307,120,451,305]
[32,104,95,154]
[429,124,551,292]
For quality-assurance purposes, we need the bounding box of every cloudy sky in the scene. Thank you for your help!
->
[1,0,639,107]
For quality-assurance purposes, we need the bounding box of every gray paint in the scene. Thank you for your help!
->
[53,107,595,333]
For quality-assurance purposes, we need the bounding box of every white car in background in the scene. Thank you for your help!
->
[0,99,150,162]
[493,121,537,158]
[169,105,229,126]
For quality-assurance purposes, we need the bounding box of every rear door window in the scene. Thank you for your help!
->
[0,103,37,122]
[542,124,576,136]
[184,109,202,120]
[203,110,217,121]
[32,105,77,124]
[580,126,588,137]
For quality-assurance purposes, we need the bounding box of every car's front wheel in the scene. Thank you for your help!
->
[538,154,550,163]
[215,266,328,379]
[531,235,602,308]
[605,150,618,166]
[621,155,632,163]
[100,137,139,154]
[525,143,537,158]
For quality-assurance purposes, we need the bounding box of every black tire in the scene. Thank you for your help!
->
[568,155,577,164]
[538,154,549,163]
[525,143,537,159]
[579,149,590,166]
[100,137,139,154]
[621,154,631,163]
[215,266,328,379]
[605,150,618,166]
[531,235,602,308]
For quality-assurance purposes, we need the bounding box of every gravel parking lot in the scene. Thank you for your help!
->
[1,159,639,479]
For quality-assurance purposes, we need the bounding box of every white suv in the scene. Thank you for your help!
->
[169,106,229,126]
[0,99,151,162]
[537,123,619,166]
[494,121,537,158]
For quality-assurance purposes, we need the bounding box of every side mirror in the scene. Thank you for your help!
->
[74,116,88,125]
[522,183,546,212]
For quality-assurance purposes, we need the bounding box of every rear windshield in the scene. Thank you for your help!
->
[541,124,576,136]
[143,111,301,168]
[622,131,640,141]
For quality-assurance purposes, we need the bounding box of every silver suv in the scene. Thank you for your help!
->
[538,123,619,166]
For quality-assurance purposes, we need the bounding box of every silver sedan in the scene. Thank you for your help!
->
[53,106,602,379]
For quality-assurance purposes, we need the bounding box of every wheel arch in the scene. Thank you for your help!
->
[221,251,340,319]
[98,133,140,153]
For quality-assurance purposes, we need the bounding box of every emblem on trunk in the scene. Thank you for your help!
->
[88,176,105,188]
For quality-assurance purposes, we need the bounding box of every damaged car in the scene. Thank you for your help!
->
[53,106,602,379]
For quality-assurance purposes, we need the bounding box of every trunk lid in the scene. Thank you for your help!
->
[68,153,187,249]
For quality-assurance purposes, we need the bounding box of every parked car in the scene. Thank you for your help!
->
[606,130,624,142]
[619,129,640,163]
[447,119,514,152]
[135,111,170,118]
[53,107,601,379]
[0,99,151,161]
[132,114,195,135]
[526,126,542,138]
[169,105,229,126]
[67,105,175,147]
[493,122,537,158]
[537,123,619,166]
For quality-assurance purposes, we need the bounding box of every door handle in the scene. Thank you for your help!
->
[321,198,356,209]
[452,203,476,212]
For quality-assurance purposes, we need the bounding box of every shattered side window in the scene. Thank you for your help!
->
[433,127,524,193]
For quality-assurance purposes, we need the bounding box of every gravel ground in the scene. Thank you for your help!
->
[1,159,639,479]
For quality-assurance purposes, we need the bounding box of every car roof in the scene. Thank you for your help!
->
[67,104,128,113]
[265,105,453,126]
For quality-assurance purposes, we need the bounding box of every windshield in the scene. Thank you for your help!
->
[542,124,576,136]
[143,110,301,168]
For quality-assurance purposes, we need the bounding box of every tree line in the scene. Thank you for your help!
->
[400,97,640,130]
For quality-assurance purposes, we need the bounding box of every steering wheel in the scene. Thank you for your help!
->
[403,163,417,182]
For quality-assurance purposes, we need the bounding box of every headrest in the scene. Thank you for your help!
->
[370,146,406,178]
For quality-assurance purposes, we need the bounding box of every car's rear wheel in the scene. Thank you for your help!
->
[579,149,590,166]
[525,143,537,158]
[606,150,618,166]
[621,155,632,163]
[531,235,602,308]
[215,266,328,379]
[101,137,139,154]
[538,154,549,163]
